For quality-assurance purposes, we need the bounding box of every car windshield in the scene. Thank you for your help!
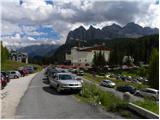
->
[59,74,73,80]
[105,80,112,83]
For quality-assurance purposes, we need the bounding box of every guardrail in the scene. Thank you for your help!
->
[128,102,159,119]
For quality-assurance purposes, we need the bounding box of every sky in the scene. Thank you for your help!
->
[1,0,160,48]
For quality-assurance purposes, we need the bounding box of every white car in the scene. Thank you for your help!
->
[49,72,82,93]
[100,80,116,88]
[75,76,84,83]
[9,71,21,79]
[135,88,159,100]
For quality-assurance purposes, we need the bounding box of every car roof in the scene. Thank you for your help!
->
[145,88,159,92]
[103,80,112,82]
[56,72,72,75]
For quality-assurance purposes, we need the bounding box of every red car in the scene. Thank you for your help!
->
[23,69,29,75]
[1,74,8,89]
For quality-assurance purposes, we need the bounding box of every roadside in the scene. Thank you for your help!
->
[83,77,143,102]
[1,72,38,119]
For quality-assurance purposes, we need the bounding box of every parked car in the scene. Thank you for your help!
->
[100,80,116,88]
[1,71,10,82]
[49,72,82,93]
[74,75,84,83]
[77,70,84,76]
[8,71,21,79]
[17,70,26,77]
[116,85,136,94]
[1,74,8,89]
[135,88,159,100]
[25,66,34,73]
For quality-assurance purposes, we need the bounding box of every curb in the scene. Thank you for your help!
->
[128,102,159,119]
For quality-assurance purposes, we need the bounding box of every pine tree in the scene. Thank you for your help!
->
[1,42,9,63]
[148,48,159,89]
[92,51,106,68]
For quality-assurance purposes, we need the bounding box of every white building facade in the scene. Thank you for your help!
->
[66,45,111,66]
[10,51,28,64]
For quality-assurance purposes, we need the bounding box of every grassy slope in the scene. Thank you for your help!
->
[134,100,159,114]
[84,73,148,90]
[1,60,42,72]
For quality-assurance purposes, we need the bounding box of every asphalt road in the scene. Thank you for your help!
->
[84,79,143,102]
[15,71,123,119]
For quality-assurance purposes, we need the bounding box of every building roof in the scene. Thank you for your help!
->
[77,45,112,52]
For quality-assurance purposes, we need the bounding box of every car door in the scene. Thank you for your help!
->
[9,72,14,78]
[140,89,150,97]
[51,74,58,87]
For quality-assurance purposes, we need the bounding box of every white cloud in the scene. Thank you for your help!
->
[1,0,159,48]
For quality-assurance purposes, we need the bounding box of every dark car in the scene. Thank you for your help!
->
[1,71,10,82]
[1,74,8,89]
[116,85,136,94]
[17,70,26,77]
[77,70,84,76]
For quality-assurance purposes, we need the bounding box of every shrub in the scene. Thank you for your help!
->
[79,82,127,111]
[134,99,159,114]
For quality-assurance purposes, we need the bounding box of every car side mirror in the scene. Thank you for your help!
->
[54,77,58,80]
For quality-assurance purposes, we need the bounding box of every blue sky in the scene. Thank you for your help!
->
[1,0,159,48]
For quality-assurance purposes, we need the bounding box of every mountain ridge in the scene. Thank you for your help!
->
[17,44,60,58]
[66,22,158,44]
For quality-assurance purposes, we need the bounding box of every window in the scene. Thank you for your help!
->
[59,74,73,80]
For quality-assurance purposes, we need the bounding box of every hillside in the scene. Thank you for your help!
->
[17,44,59,57]
[51,34,159,65]
[1,60,42,71]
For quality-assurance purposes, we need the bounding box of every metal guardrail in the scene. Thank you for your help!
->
[128,102,159,119]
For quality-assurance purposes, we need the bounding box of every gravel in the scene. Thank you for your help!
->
[1,73,38,118]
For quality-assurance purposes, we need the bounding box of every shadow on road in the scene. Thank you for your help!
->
[42,86,78,96]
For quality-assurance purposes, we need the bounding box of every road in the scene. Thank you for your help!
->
[83,79,143,102]
[15,71,123,119]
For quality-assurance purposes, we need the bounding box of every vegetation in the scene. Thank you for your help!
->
[148,48,159,89]
[1,42,9,63]
[134,99,159,114]
[108,34,158,65]
[1,41,42,72]
[92,51,107,68]
[1,60,42,72]
[84,72,148,89]
[75,82,135,118]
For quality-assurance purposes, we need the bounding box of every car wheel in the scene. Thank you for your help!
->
[49,84,53,88]
[14,75,18,79]
[135,92,140,96]
[56,85,61,93]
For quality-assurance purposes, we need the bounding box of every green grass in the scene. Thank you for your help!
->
[75,82,134,118]
[1,60,42,72]
[134,99,159,114]
[84,72,148,89]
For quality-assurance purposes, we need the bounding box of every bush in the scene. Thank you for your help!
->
[134,99,159,114]
[79,83,127,111]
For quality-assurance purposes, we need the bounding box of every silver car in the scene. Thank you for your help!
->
[100,80,116,88]
[9,71,21,79]
[49,73,82,93]
[135,88,159,100]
